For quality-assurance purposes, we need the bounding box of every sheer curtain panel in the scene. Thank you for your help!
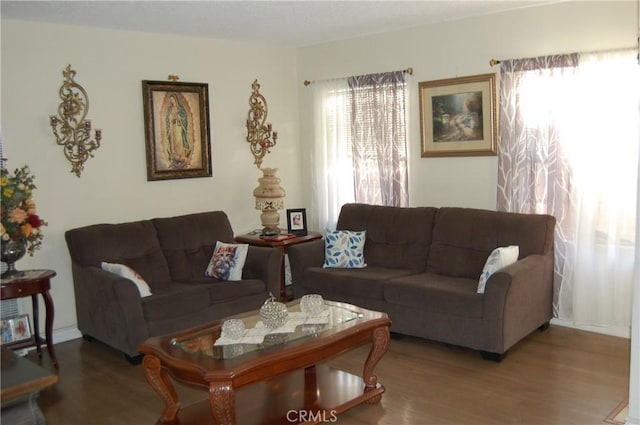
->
[310,78,353,231]
[498,49,640,331]
[310,71,409,232]
[348,71,409,207]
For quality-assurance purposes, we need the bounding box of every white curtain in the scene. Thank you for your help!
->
[309,72,409,231]
[558,49,639,327]
[498,49,640,329]
[310,78,353,231]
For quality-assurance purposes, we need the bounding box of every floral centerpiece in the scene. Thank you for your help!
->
[1,164,47,257]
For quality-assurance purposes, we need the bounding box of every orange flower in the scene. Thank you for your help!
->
[20,223,33,238]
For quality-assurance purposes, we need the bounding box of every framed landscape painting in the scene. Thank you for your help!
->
[142,80,212,180]
[419,73,497,157]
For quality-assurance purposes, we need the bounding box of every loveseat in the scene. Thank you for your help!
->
[65,211,281,359]
[289,203,556,360]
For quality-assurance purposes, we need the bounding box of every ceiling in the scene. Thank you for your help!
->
[1,0,559,47]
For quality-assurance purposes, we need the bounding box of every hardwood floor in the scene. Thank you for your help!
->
[24,324,629,424]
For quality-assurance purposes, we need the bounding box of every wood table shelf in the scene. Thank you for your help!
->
[1,270,58,368]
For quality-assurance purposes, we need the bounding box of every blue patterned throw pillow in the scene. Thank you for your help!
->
[322,230,367,268]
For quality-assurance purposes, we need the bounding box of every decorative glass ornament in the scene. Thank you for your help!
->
[222,319,245,340]
[259,292,288,329]
[301,294,325,316]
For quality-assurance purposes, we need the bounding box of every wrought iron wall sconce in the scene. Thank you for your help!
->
[246,79,277,168]
[50,64,102,177]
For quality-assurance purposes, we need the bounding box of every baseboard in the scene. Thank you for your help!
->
[16,326,82,356]
[626,415,640,425]
[551,318,630,339]
[53,326,83,344]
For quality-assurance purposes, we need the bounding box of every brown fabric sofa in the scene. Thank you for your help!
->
[288,203,555,360]
[65,211,281,359]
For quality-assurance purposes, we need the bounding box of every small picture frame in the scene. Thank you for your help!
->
[0,314,32,345]
[142,80,212,181]
[286,209,308,236]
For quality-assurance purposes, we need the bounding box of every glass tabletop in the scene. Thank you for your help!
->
[171,300,362,360]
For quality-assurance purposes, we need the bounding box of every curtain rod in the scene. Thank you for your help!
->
[490,44,639,67]
[303,67,413,86]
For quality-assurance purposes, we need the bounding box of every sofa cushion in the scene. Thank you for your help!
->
[184,277,266,302]
[428,207,554,279]
[384,272,484,318]
[205,242,249,280]
[65,220,172,290]
[300,266,417,300]
[142,283,212,321]
[152,211,235,281]
[323,230,367,268]
[336,203,437,270]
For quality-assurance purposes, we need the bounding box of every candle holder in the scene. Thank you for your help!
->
[50,64,102,177]
[246,79,277,169]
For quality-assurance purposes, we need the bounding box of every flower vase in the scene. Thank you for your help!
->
[253,168,286,236]
[1,240,27,277]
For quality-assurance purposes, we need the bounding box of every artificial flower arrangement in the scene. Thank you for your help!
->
[1,164,47,255]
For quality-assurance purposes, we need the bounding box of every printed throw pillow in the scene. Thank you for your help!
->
[323,230,367,269]
[205,241,249,281]
[101,261,152,298]
[477,245,520,294]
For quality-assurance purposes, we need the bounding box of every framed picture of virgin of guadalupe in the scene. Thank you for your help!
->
[142,80,212,180]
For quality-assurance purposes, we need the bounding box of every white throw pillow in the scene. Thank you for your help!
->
[477,245,520,293]
[205,241,249,281]
[101,261,152,298]
[322,230,367,269]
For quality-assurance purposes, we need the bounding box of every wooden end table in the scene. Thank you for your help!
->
[1,270,58,368]
[1,348,58,424]
[235,231,322,301]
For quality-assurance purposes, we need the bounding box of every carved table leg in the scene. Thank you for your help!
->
[304,365,319,408]
[209,381,236,425]
[31,294,42,358]
[363,326,390,404]
[141,355,180,424]
[41,289,58,368]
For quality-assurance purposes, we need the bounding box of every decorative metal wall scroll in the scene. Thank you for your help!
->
[246,79,278,168]
[50,65,102,177]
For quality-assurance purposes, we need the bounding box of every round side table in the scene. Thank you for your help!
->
[1,269,58,368]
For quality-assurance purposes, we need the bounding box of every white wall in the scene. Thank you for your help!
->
[297,0,637,216]
[1,0,636,341]
[1,20,302,338]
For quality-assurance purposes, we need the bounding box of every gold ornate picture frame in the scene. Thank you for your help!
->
[142,81,212,180]
[419,73,497,157]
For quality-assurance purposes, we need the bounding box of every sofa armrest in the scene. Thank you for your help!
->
[71,264,148,356]
[243,245,282,296]
[288,239,325,297]
[482,253,554,353]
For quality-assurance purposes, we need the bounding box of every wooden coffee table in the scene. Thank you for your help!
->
[139,300,391,424]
